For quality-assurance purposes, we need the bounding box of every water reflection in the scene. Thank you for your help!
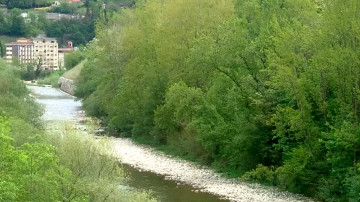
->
[122,164,229,202]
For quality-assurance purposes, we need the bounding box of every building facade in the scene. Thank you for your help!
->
[32,37,59,70]
[5,37,73,71]
[58,41,74,68]
[5,38,35,64]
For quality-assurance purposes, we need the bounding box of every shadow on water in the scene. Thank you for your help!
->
[121,163,229,202]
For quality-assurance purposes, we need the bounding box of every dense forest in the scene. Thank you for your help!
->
[0,60,155,201]
[0,0,52,9]
[75,0,360,201]
[0,9,48,37]
[0,0,134,9]
[0,0,131,47]
[0,8,95,46]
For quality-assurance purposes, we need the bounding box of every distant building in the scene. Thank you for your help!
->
[58,41,74,68]
[5,37,71,71]
[45,13,84,21]
[32,37,59,70]
[5,38,35,64]
[20,13,31,23]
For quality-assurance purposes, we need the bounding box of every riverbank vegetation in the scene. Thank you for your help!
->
[36,49,85,86]
[75,0,360,200]
[36,69,66,87]
[0,59,156,201]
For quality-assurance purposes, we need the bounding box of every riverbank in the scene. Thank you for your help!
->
[29,85,228,201]
[48,83,313,201]
[110,137,312,202]
[47,79,311,201]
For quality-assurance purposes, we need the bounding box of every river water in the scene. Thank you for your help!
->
[27,85,228,202]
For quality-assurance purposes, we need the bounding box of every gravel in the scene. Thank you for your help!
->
[29,85,312,202]
[110,137,313,202]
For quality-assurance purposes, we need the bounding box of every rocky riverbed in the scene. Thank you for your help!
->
[111,138,313,202]
[28,85,312,202]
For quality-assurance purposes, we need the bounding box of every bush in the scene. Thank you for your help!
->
[50,2,81,14]
[65,50,85,70]
[46,122,157,202]
[242,164,276,185]
[37,69,65,87]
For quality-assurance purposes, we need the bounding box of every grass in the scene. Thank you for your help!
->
[62,60,85,81]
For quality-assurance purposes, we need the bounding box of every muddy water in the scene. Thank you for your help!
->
[27,85,228,202]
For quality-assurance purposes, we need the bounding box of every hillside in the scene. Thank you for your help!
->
[62,59,85,81]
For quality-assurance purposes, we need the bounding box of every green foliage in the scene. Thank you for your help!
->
[242,164,276,185]
[45,18,94,46]
[0,41,4,57]
[0,3,95,45]
[152,81,209,160]
[37,69,65,87]
[9,8,26,36]
[50,2,81,14]
[0,117,156,201]
[46,123,157,202]
[0,126,67,201]
[0,9,49,37]
[0,61,42,125]
[154,81,204,136]
[65,49,85,70]
[0,59,156,202]
[76,0,360,200]
[5,0,52,9]
[0,61,66,201]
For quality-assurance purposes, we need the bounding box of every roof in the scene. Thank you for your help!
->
[5,37,34,46]
[17,38,32,42]
[6,42,33,46]
[32,37,57,42]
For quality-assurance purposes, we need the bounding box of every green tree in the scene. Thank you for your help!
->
[65,49,85,70]
[9,8,27,36]
[0,41,5,57]
[75,0,360,200]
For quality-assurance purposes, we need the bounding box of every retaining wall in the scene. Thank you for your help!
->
[58,77,75,95]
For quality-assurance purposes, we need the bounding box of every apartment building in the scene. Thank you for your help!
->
[5,38,35,64]
[58,41,74,68]
[32,37,59,70]
[5,37,74,71]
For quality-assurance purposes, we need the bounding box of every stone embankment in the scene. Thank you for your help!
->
[58,77,75,95]
[111,138,313,202]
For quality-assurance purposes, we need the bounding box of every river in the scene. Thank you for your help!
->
[27,85,228,202]
[28,85,312,202]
